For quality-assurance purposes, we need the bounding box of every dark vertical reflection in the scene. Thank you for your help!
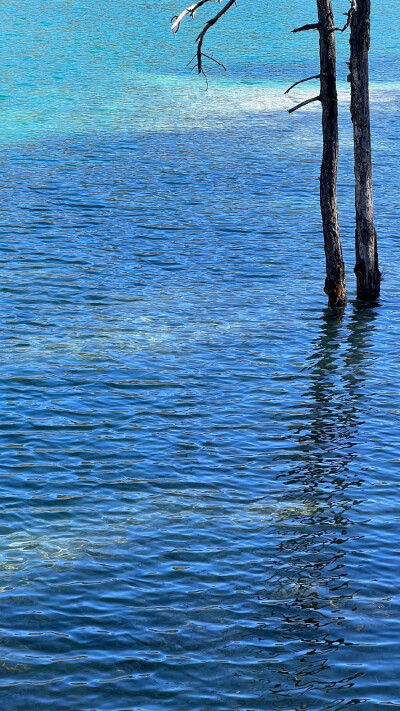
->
[262,306,377,710]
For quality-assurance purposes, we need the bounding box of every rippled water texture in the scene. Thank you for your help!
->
[1,1,400,709]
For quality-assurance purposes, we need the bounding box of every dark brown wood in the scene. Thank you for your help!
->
[350,0,381,300]
[285,74,321,95]
[317,0,347,308]
[292,23,320,33]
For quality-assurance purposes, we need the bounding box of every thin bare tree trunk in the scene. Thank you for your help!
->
[350,0,381,300]
[317,0,347,308]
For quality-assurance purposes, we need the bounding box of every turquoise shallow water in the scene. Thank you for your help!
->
[1,1,400,709]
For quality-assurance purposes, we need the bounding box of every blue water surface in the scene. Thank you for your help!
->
[1,1,400,709]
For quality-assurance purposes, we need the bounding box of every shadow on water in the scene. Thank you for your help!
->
[261,304,377,710]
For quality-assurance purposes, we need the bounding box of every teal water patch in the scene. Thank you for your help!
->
[0,0,398,142]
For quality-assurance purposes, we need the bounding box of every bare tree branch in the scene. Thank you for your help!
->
[285,74,321,95]
[288,95,321,114]
[335,0,357,32]
[195,0,237,73]
[186,52,198,68]
[171,0,215,35]
[201,69,209,90]
[292,23,320,33]
[202,52,227,70]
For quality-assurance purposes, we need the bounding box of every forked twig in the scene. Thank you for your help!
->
[172,0,236,74]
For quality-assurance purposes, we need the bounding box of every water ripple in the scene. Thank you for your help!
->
[0,1,400,709]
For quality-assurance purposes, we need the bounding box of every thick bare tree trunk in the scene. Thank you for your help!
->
[317,0,347,308]
[350,0,381,300]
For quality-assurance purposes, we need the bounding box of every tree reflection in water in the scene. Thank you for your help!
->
[261,304,377,710]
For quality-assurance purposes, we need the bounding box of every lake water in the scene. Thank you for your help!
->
[1,1,400,709]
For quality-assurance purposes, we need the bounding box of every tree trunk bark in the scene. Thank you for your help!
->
[317,0,347,309]
[350,0,381,300]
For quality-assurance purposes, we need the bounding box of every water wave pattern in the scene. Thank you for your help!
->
[1,1,400,710]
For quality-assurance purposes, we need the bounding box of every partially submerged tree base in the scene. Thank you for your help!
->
[354,233,381,301]
[324,279,347,310]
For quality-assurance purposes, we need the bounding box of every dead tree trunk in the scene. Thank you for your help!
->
[317,0,347,308]
[349,0,381,300]
[290,1,346,308]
